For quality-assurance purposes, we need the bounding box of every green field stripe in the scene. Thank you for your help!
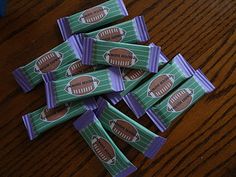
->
[94,44,150,53]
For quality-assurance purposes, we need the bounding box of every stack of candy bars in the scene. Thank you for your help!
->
[13,0,215,176]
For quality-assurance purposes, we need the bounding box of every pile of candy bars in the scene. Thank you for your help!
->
[13,0,215,176]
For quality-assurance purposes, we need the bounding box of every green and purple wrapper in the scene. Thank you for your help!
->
[13,35,83,93]
[45,67,124,109]
[82,38,161,73]
[22,98,97,140]
[123,54,195,118]
[106,50,168,105]
[73,111,137,177]
[57,0,128,40]
[95,97,166,158]
[84,16,149,43]
[146,69,215,132]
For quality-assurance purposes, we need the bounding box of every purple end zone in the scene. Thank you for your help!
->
[174,54,195,78]
[73,110,97,131]
[45,82,56,109]
[115,165,137,177]
[22,114,37,140]
[57,17,72,41]
[83,97,98,110]
[108,67,125,92]
[146,108,167,132]
[148,43,161,73]
[12,68,33,93]
[144,135,166,159]
[82,37,95,65]
[117,0,129,17]
[123,93,145,118]
[106,92,123,105]
[68,34,84,59]
[95,97,109,118]
[160,50,169,63]
[134,16,150,43]
[42,72,55,82]
[194,69,215,93]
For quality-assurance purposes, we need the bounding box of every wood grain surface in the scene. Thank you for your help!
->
[0,0,236,176]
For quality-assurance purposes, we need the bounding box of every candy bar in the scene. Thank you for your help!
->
[73,111,137,177]
[82,38,161,73]
[106,50,168,105]
[146,69,215,132]
[124,54,195,118]
[57,0,128,40]
[22,98,97,140]
[42,60,104,82]
[84,16,149,43]
[13,35,83,92]
[95,97,166,158]
[45,67,124,108]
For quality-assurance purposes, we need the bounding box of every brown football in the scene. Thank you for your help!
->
[167,88,194,112]
[34,51,63,74]
[65,75,100,96]
[41,104,69,122]
[122,69,146,81]
[109,119,140,142]
[104,48,138,67]
[65,61,96,77]
[96,27,126,42]
[79,6,109,24]
[91,135,116,165]
[148,74,175,98]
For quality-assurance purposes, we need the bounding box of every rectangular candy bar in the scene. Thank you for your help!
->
[57,0,128,40]
[22,98,97,140]
[95,97,166,159]
[45,67,124,109]
[146,69,215,132]
[82,38,161,73]
[124,54,195,118]
[84,16,149,43]
[73,111,137,177]
[13,35,83,93]
[42,60,104,82]
[106,50,169,105]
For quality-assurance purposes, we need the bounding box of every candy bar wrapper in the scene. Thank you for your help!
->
[57,0,128,40]
[73,111,137,177]
[95,97,166,159]
[22,98,97,140]
[0,0,6,16]
[12,35,83,93]
[42,60,105,82]
[146,69,215,132]
[82,38,161,73]
[84,16,149,43]
[106,50,169,105]
[45,67,124,109]
[124,54,195,118]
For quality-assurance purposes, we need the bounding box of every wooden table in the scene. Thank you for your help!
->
[1,0,235,176]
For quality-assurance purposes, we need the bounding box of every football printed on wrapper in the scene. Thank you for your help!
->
[34,51,63,74]
[167,88,194,112]
[64,75,100,96]
[91,135,116,165]
[40,104,70,122]
[104,48,138,67]
[65,61,96,77]
[122,69,146,81]
[148,74,175,98]
[109,119,140,142]
[96,27,126,42]
[79,6,109,24]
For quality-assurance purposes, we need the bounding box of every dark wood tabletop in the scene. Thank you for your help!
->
[1,0,236,176]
